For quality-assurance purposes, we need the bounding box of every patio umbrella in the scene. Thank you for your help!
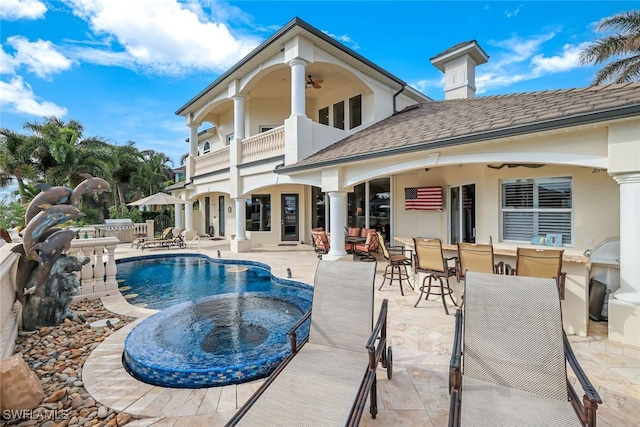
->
[127,192,191,206]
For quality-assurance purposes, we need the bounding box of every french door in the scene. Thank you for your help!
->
[450,184,476,244]
[281,194,299,241]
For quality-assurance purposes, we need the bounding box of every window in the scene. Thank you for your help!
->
[501,177,572,244]
[319,107,329,125]
[333,101,345,130]
[246,195,271,231]
[203,141,211,154]
[259,125,276,132]
[349,95,362,129]
[225,133,234,145]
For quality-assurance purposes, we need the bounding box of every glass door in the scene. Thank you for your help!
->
[281,194,299,241]
[218,195,225,236]
[450,184,476,244]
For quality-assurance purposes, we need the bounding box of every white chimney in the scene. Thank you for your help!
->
[430,40,488,100]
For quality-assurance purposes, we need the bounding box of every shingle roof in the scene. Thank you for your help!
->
[279,82,640,173]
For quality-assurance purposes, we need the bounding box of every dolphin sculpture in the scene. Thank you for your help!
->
[70,173,111,206]
[24,229,79,295]
[22,204,84,259]
[25,184,74,223]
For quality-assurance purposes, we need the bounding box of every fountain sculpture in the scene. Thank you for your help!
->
[12,174,110,330]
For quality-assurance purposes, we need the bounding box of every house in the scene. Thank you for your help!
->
[171,17,640,347]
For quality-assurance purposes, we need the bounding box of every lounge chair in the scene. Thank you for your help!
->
[132,226,173,249]
[140,228,185,250]
[226,261,392,426]
[449,272,601,427]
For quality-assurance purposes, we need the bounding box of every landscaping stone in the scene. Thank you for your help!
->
[3,300,136,426]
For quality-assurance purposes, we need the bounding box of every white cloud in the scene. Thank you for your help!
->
[471,31,586,94]
[322,31,360,50]
[411,77,444,94]
[530,42,589,74]
[505,5,522,19]
[61,0,260,75]
[6,36,74,79]
[0,76,68,116]
[0,45,17,74]
[0,0,47,20]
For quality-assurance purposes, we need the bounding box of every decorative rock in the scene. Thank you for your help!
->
[71,396,84,409]
[89,318,120,331]
[74,380,83,387]
[45,388,67,403]
[97,406,108,419]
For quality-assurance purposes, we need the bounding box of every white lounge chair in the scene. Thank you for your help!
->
[227,260,392,426]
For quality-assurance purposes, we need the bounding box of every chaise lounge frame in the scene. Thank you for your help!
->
[449,271,601,427]
[226,261,392,426]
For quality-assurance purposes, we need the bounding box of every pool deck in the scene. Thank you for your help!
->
[81,238,640,426]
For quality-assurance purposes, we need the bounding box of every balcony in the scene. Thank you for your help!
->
[241,125,285,163]
[193,146,230,176]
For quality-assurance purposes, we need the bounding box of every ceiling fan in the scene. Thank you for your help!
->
[305,75,323,89]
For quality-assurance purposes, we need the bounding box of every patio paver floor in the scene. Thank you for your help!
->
[80,240,640,426]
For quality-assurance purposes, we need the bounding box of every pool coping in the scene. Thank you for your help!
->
[84,253,314,423]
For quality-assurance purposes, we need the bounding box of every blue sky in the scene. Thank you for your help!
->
[0,0,636,173]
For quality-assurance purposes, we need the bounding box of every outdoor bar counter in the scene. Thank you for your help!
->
[394,237,592,336]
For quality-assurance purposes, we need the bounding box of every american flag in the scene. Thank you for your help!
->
[405,187,443,211]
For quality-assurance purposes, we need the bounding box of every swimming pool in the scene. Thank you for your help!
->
[116,254,312,309]
[118,254,313,388]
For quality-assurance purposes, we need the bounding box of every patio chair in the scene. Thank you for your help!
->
[226,261,392,427]
[449,272,601,427]
[140,227,185,250]
[377,232,412,296]
[413,238,458,314]
[311,229,330,255]
[353,230,379,261]
[133,226,173,249]
[455,242,504,281]
[511,247,567,299]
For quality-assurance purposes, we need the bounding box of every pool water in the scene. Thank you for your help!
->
[116,255,311,309]
[118,254,313,388]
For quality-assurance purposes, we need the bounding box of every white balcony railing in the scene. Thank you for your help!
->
[193,146,230,176]
[241,125,285,163]
[69,237,119,298]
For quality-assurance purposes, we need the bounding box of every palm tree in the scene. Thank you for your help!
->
[110,141,143,206]
[0,128,40,205]
[129,150,174,199]
[24,117,113,187]
[580,10,640,85]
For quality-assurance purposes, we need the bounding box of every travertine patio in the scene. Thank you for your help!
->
[81,239,640,426]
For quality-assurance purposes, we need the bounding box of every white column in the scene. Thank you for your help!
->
[289,59,306,117]
[613,173,640,302]
[174,203,183,229]
[327,191,347,257]
[234,198,247,240]
[188,124,198,157]
[232,96,246,140]
[185,203,193,233]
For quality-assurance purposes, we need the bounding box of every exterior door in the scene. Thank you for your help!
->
[281,194,299,241]
[218,196,225,236]
[204,197,211,235]
[450,184,476,244]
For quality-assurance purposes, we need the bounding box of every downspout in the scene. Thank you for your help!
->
[392,83,406,114]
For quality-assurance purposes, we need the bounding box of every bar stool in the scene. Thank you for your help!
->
[377,232,413,295]
[413,237,458,314]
